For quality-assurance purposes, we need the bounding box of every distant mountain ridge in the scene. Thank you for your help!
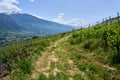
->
[0,13,26,32]
[0,13,73,36]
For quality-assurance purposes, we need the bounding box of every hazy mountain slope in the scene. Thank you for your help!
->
[0,13,73,36]
[0,13,26,32]
[10,13,73,36]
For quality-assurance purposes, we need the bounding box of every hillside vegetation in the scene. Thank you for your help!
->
[0,17,120,80]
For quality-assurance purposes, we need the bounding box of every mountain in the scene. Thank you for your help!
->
[9,13,73,36]
[0,13,73,36]
[0,13,26,32]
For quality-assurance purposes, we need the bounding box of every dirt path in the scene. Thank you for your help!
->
[31,35,72,80]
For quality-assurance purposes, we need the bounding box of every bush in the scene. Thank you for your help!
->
[33,48,42,56]
[39,45,45,51]
[71,53,83,61]
[41,40,50,47]
[111,51,120,64]
[32,36,39,39]
[73,73,84,80]
[19,58,34,74]
[10,70,27,80]
[102,70,110,79]
[38,73,47,80]
[72,33,79,38]
[82,39,99,50]
[48,74,55,80]
[86,71,96,80]
[87,63,97,73]
[77,63,87,71]
[56,72,69,80]
[70,38,80,45]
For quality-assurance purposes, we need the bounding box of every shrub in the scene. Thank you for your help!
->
[77,63,87,71]
[41,40,50,47]
[39,45,45,51]
[101,69,111,80]
[48,74,55,80]
[71,53,83,61]
[38,73,47,80]
[73,73,84,80]
[111,51,120,64]
[19,58,34,74]
[10,70,27,80]
[82,39,99,50]
[86,71,96,80]
[72,33,79,38]
[70,38,80,45]
[56,72,69,80]
[33,48,42,56]
[87,63,97,73]
[32,36,39,39]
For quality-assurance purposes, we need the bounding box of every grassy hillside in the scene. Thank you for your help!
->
[0,18,120,80]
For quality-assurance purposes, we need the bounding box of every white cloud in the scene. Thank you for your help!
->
[52,13,87,29]
[67,18,86,28]
[52,13,65,24]
[0,0,22,14]
[31,14,44,19]
[4,0,19,4]
[30,0,34,2]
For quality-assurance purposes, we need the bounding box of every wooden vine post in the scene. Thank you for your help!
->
[80,26,82,42]
[109,16,112,25]
[103,18,108,50]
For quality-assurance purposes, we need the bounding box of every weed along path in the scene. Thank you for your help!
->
[31,34,79,80]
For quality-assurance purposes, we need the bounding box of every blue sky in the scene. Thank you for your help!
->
[0,0,120,27]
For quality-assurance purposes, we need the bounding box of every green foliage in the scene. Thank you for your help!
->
[10,70,27,80]
[82,39,99,50]
[38,73,47,80]
[86,71,96,80]
[18,58,34,74]
[39,45,46,51]
[71,53,83,61]
[48,74,56,80]
[32,36,39,39]
[73,73,84,80]
[111,51,120,64]
[72,33,79,38]
[87,63,97,73]
[70,37,80,45]
[33,48,42,56]
[55,72,69,80]
[102,69,110,79]
[77,63,87,71]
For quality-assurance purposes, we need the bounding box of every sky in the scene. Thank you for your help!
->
[0,0,120,28]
